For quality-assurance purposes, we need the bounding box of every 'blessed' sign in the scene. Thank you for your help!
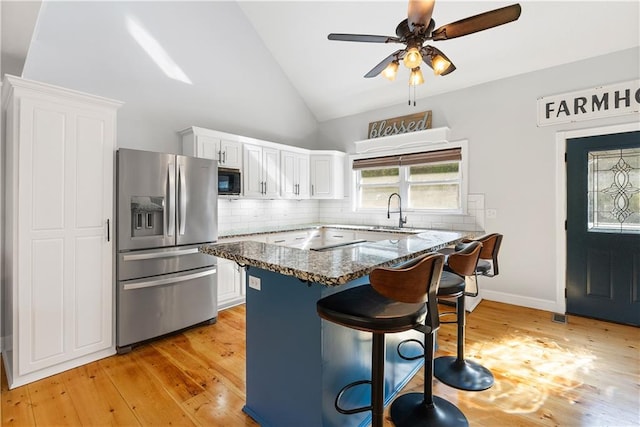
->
[368,111,432,139]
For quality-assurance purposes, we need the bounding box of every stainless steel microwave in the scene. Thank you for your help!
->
[218,167,241,195]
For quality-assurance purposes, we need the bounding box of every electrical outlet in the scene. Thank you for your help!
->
[248,275,261,291]
[486,209,497,219]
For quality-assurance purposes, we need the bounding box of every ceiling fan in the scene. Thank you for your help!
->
[328,0,522,86]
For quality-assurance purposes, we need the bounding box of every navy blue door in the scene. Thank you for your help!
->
[566,131,640,326]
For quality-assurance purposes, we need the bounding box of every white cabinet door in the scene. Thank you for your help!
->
[196,135,220,160]
[310,153,344,199]
[217,257,245,310]
[219,139,242,169]
[243,143,265,197]
[281,151,309,199]
[263,147,280,198]
[4,76,120,385]
[243,143,280,199]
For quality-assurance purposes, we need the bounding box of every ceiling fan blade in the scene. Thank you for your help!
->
[431,3,522,41]
[328,33,401,43]
[407,0,435,31]
[421,46,456,76]
[364,49,405,78]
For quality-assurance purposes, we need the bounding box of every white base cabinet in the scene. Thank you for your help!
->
[1,76,122,389]
[217,257,246,310]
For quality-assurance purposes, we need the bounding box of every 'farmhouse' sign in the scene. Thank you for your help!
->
[537,80,640,126]
[368,110,432,138]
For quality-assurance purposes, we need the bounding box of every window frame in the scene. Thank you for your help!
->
[350,139,468,215]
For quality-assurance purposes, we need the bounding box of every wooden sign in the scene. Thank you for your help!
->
[537,80,640,126]
[368,110,432,139]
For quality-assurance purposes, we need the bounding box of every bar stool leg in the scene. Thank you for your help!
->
[433,294,494,391]
[390,331,468,427]
[371,332,385,427]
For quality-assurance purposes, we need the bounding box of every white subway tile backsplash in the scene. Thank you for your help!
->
[217,194,485,235]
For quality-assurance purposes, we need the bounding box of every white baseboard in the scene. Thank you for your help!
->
[480,289,562,314]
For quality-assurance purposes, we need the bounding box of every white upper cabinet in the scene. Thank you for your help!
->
[180,126,242,169]
[310,151,345,199]
[2,75,122,388]
[281,150,310,199]
[244,143,280,198]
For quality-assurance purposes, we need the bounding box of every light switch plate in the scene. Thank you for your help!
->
[486,209,497,219]
[248,275,261,291]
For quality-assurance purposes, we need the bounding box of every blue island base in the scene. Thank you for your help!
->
[243,267,426,427]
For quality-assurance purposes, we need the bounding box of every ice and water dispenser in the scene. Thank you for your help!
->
[130,196,165,237]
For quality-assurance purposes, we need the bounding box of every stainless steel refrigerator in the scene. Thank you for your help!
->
[116,148,218,353]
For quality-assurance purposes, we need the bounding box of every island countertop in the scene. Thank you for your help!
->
[200,229,471,286]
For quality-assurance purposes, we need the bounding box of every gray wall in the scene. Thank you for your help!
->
[317,47,640,311]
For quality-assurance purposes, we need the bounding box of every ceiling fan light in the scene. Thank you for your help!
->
[403,47,422,69]
[431,54,452,76]
[409,67,424,86]
[382,61,399,81]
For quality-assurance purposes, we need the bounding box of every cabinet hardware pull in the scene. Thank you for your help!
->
[223,151,227,164]
[273,239,286,243]
[311,185,314,196]
[107,219,110,242]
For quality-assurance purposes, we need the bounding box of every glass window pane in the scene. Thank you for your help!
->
[409,163,459,182]
[588,147,640,233]
[409,184,460,209]
[360,168,399,185]
[360,186,400,209]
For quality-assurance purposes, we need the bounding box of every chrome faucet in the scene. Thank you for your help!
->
[387,192,407,228]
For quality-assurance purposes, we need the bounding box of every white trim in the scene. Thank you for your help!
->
[555,121,640,315]
[353,127,450,154]
[482,289,560,313]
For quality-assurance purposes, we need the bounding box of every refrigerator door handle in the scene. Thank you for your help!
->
[167,162,176,237]
[178,163,187,235]
[123,267,217,291]
[122,247,200,261]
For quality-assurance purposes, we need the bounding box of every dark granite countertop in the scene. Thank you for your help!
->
[201,229,471,286]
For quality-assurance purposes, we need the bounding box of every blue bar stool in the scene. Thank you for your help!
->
[317,253,464,427]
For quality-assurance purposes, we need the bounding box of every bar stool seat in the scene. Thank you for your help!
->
[317,253,466,427]
[317,284,427,334]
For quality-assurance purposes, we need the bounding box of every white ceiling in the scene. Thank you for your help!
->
[3,1,639,123]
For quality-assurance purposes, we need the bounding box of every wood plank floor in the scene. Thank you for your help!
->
[2,300,639,426]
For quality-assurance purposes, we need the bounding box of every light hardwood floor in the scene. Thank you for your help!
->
[2,300,639,426]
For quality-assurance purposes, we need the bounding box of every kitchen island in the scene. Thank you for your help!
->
[201,229,470,427]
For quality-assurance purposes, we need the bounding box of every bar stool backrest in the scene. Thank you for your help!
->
[476,233,503,276]
[370,252,445,333]
[447,241,483,278]
[369,253,444,305]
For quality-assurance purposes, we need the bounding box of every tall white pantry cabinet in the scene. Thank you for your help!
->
[1,76,122,388]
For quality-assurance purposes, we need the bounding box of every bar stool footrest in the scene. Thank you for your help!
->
[335,379,373,415]
[390,393,468,427]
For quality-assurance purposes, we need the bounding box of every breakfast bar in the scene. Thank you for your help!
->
[201,229,469,427]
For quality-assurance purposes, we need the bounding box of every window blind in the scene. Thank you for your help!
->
[352,148,462,170]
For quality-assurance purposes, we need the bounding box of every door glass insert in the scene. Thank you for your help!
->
[588,147,640,233]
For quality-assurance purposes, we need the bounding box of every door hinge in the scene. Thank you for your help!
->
[564,220,567,230]
[564,288,567,298]
[564,152,567,162]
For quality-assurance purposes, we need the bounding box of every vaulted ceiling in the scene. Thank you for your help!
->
[3,1,639,125]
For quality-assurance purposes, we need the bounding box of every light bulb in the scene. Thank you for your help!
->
[431,54,452,76]
[382,61,399,81]
[409,67,424,86]
[403,47,422,69]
